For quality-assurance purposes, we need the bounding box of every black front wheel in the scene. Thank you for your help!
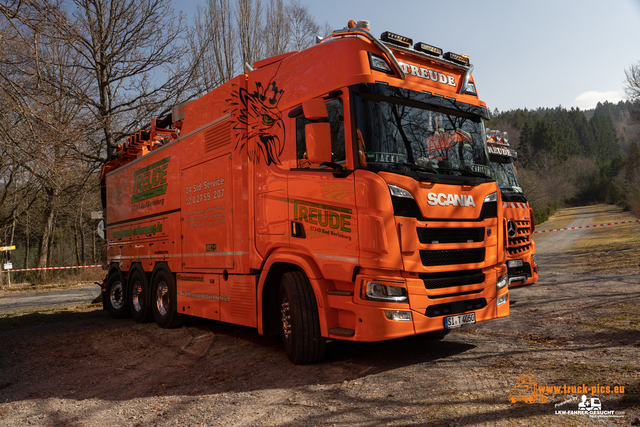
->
[279,271,326,364]
[151,269,186,329]
[105,273,130,319]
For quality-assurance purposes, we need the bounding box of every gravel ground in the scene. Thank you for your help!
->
[0,204,638,426]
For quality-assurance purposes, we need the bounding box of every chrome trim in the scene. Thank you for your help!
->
[379,42,475,95]
[508,276,527,286]
[330,28,405,80]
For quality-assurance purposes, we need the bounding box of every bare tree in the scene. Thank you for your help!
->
[188,0,237,92]
[1,0,201,159]
[188,0,327,93]
[285,0,320,51]
[264,0,288,58]
[625,61,640,124]
[236,0,264,68]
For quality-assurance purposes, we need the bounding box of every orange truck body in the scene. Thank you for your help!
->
[486,135,538,287]
[101,22,509,363]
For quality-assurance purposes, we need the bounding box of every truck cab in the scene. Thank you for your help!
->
[486,130,538,287]
[101,20,510,364]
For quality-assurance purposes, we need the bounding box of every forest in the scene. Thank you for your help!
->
[0,0,639,285]
[487,99,640,225]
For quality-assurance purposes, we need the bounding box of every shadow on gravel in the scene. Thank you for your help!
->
[0,307,477,403]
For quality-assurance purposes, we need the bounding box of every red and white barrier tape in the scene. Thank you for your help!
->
[4,264,102,273]
[533,219,640,234]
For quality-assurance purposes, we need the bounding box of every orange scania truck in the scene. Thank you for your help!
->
[100,20,509,364]
[486,130,538,287]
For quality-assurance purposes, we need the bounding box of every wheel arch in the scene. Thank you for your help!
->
[258,249,328,337]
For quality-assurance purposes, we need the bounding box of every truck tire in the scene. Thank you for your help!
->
[105,273,130,319]
[129,268,153,323]
[279,271,326,364]
[151,269,186,329]
[422,329,451,340]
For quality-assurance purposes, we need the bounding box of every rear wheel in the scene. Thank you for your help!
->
[105,273,130,319]
[279,271,326,364]
[129,268,153,323]
[151,268,186,329]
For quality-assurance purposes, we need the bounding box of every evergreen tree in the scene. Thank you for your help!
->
[589,113,619,163]
[519,120,532,166]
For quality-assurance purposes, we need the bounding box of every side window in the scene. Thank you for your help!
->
[296,99,345,168]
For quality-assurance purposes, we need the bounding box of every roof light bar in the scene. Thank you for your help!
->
[413,42,443,57]
[380,31,412,48]
[443,52,470,66]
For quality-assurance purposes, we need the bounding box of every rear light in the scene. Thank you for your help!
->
[380,31,412,48]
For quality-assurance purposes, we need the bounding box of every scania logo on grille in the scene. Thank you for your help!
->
[427,192,476,207]
[507,220,517,238]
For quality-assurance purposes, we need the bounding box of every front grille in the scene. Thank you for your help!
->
[391,197,497,222]
[428,289,482,299]
[507,244,531,255]
[508,235,530,247]
[425,298,487,317]
[419,269,485,289]
[417,227,484,244]
[420,248,485,266]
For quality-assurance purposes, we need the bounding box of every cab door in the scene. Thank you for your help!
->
[287,97,358,281]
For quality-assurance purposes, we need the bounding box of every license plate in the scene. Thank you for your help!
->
[444,312,476,329]
[508,259,523,268]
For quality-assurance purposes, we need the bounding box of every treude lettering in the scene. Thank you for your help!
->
[398,62,457,87]
[293,201,351,232]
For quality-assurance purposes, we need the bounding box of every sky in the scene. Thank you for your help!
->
[175,0,640,112]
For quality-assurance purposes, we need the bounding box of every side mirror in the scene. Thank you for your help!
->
[305,123,332,164]
[302,98,328,120]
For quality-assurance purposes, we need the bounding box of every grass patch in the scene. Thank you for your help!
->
[578,304,640,332]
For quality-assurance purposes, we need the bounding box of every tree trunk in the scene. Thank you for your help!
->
[37,197,56,282]
[74,218,81,266]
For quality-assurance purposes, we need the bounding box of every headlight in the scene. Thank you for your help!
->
[363,281,408,303]
[387,184,414,199]
[497,293,509,306]
[531,254,538,265]
[496,273,508,290]
[484,192,497,203]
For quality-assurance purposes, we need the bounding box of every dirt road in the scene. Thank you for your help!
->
[0,284,101,314]
[0,204,638,426]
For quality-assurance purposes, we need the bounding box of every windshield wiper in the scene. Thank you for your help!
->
[462,167,491,179]
[371,162,438,174]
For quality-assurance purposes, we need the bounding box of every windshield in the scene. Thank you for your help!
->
[490,155,522,193]
[353,84,492,180]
